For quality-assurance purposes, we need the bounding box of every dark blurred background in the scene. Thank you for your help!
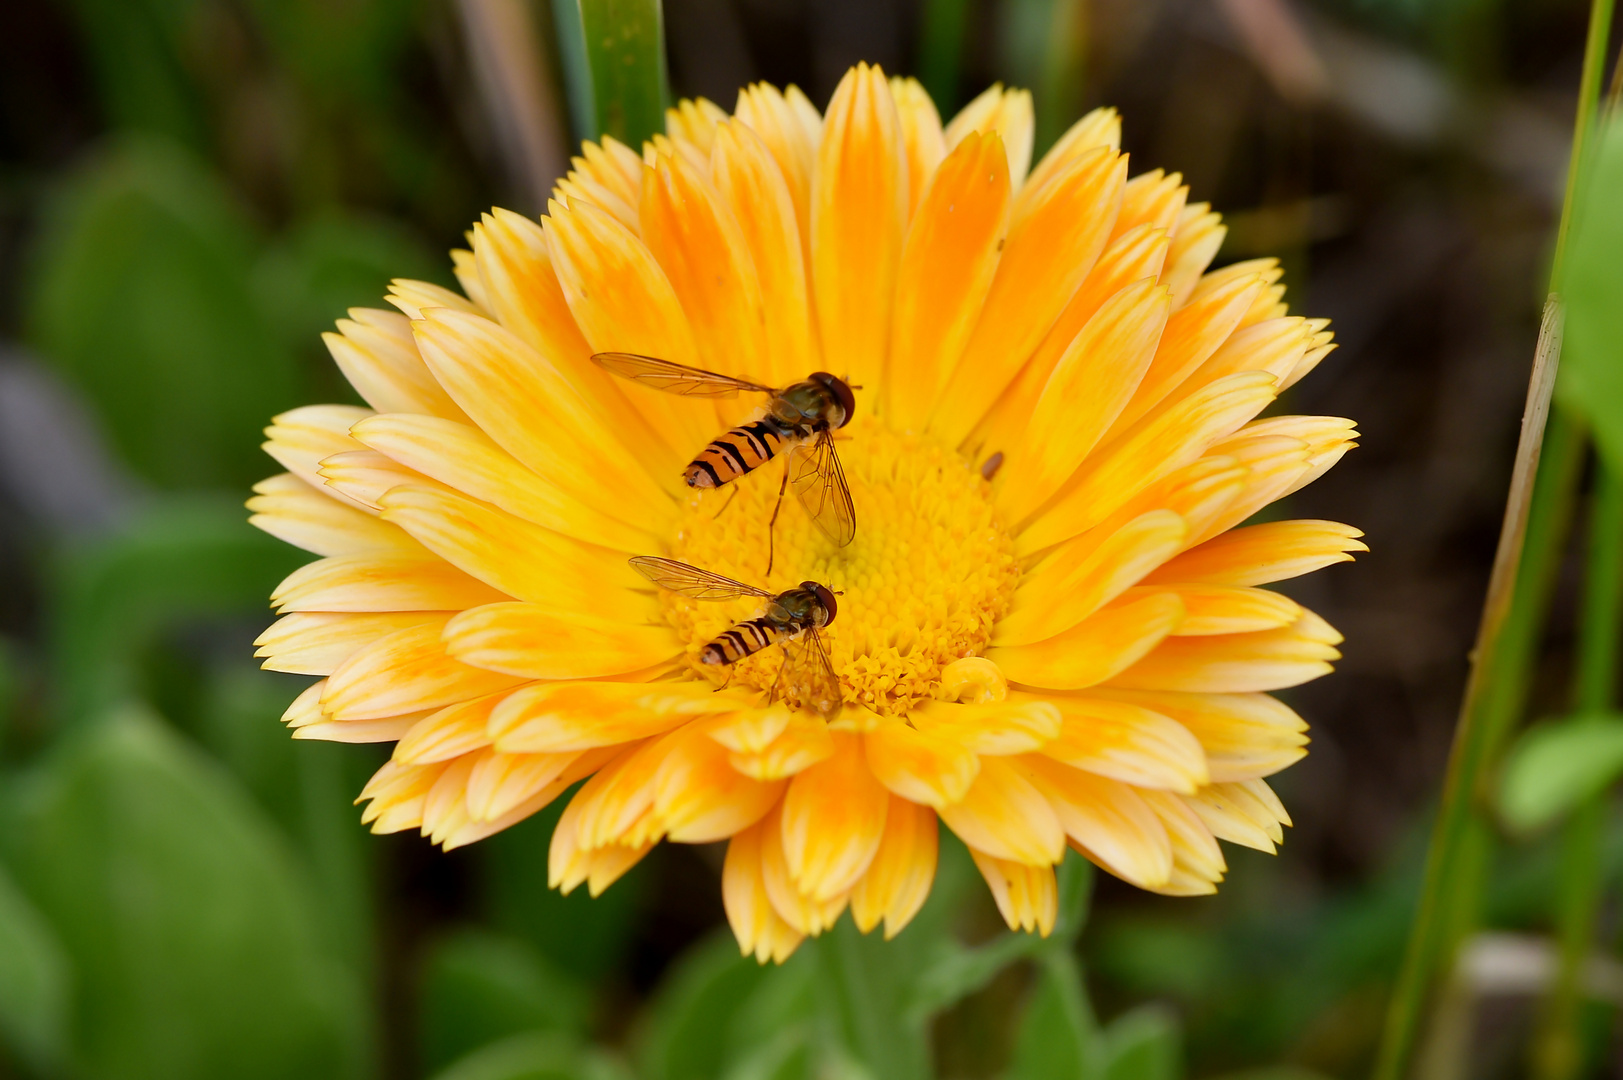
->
[0,0,1607,1077]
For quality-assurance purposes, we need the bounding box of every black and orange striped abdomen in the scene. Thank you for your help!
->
[699,617,788,665]
[684,418,791,488]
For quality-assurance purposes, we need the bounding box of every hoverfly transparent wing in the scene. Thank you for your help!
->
[788,430,856,547]
[591,353,777,397]
[779,627,843,716]
[628,556,773,601]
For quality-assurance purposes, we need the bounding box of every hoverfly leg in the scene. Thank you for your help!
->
[765,459,790,576]
[713,665,735,693]
[767,646,791,705]
[711,485,739,521]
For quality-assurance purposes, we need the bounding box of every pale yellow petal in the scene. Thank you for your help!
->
[850,796,938,938]
[444,601,680,680]
[884,131,1010,431]
[394,692,508,765]
[888,76,946,218]
[656,727,786,843]
[728,711,835,780]
[734,82,819,248]
[864,719,980,808]
[1146,519,1366,587]
[1163,204,1226,305]
[938,756,1065,866]
[943,84,1035,189]
[709,119,815,386]
[811,63,907,392]
[1036,692,1208,792]
[321,621,526,721]
[350,413,660,551]
[930,146,1127,446]
[411,307,678,519]
[997,280,1171,524]
[489,680,748,753]
[1093,689,1309,782]
[1024,106,1120,198]
[324,308,469,421]
[1021,757,1172,888]
[386,279,482,320]
[377,484,650,620]
[779,731,889,901]
[969,848,1057,935]
[255,610,447,676]
[760,799,849,935]
[263,405,374,511]
[271,553,509,613]
[1105,613,1341,693]
[907,698,1062,755]
[723,818,806,963]
[1111,170,1188,243]
[248,473,423,557]
[988,591,1185,691]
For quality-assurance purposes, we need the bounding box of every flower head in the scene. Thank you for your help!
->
[251,65,1363,962]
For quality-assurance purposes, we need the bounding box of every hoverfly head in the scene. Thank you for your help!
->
[806,582,838,626]
[809,372,857,428]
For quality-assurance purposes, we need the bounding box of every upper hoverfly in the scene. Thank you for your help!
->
[592,354,857,568]
[629,556,842,716]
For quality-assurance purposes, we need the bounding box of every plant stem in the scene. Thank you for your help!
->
[1372,2,1618,1072]
[571,0,669,147]
[1372,372,1582,1080]
[1533,459,1623,1080]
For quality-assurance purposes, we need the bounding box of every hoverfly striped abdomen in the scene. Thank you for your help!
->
[699,617,785,665]
[684,418,791,489]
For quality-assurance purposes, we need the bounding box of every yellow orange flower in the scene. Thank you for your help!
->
[250,65,1363,962]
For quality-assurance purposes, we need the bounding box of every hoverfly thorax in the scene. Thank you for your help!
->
[774,373,855,431]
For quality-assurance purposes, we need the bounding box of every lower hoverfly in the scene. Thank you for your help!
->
[593,354,857,569]
[629,556,843,715]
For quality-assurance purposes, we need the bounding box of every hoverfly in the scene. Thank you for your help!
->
[592,354,857,569]
[629,556,842,715]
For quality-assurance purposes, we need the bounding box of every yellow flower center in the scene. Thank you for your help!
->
[664,417,1021,716]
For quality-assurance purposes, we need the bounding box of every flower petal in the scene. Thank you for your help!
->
[1163,204,1226,305]
[324,308,469,421]
[889,76,946,218]
[864,720,980,807]
[989,591,1185,690]
[1131,584,1303,636]
[377,484,648,620]
[1024,106,1120,198]
[656,727,786,842]
[412,307,677,517]
[255,610,447,675]
[394,692,507,764]
[351,413,659,551]
[780,731,890,901]
[939,756,1065,866]
[908,698,1062,755]
[710,119,815,387]
[724,818,806,963]
[999,510,1187,647]
[944,84,1035,189]
[760,800,849,934]
[812,63,908,391]
[850,795,938,938]
[248,473,423,557]
[733,83,820,249]
[728,711,835,780]
[884,131,1010,431]
[321,621,526,721]
[489,681,747,753]
[1147,519,1367,587]
[998,279,1171,524]
[263,405,374,510]
[444,602,680,680]
[271,553,509,613]
[1105,613,1340,693]
[1021,757,1172,888]
[1090,688,1309,782]
[969,849,1057,935]
[930,145,1127,446]
[1035,692,1208,792]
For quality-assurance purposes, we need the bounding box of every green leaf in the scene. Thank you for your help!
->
[48,496,305,725]
[1008,951,1099,1080]
[1101,1005,1181,1080]
[61,0,211,146]
[253,210,440,360]
[429,1032,631,1080]
[27,135,298,490]
[560,0,669,146]
[717,1025,813,1080]
[5,708,370,1080]
[421,930,591,1075]
[636,931,770,1080]
[1498,713,1623,832]
[815,918,931,1080]
[0,862,71,1072]
[1558,117,1623,476]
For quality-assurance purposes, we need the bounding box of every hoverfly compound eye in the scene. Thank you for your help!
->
[812,372,857,428]
[810,583,838,625]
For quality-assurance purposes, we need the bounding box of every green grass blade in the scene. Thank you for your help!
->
[566,0,670,147]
